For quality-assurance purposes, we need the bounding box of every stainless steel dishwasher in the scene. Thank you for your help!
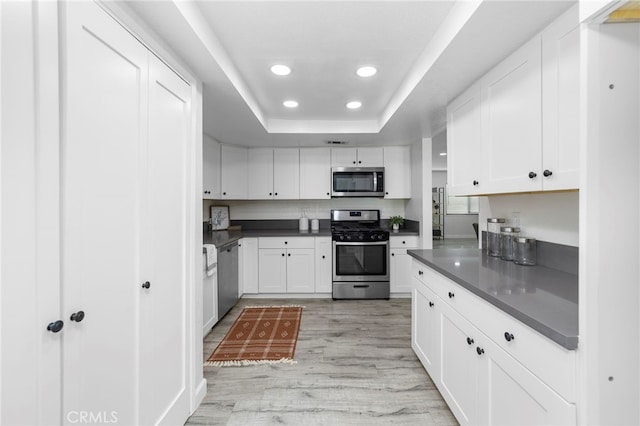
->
[217,240,239,320]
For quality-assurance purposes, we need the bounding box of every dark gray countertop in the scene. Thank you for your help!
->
[407,248,578,350]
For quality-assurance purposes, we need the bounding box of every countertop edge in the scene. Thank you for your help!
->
[407,250,578,350]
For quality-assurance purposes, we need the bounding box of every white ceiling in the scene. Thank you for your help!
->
[125,0,575,149]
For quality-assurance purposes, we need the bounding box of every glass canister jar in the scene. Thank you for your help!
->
[487,218,506,257]
[499,227,521,261]
[514,237,537,266]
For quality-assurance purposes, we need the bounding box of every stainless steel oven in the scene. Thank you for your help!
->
[331,209,390,299]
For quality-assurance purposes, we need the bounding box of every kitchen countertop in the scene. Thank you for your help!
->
[408,248,578,350]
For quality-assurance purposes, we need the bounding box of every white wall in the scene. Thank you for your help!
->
[478,191,579,247]
[432,170,479,239]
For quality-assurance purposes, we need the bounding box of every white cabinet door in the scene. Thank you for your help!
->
[542,6,580,191]
[447,82,483,196]
[286,248,316,293]
[356,147,384,167]
[273,148,300,199]
[477,337,576,425]
[62,3,148,423]
[412,281,441,378]
[239,238,259,294]
[141,54,191,426]
[203,136,221,199]
[383,146,411,198]
[315,237,332,293]
[331,147,358,167]
[390,249,412,293]
[248,148,273,199]
[481,36,542,194]
[221,145,248,199]
[258,249,287,293]
[300,148,331,199]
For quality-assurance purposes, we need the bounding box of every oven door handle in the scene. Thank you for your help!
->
[333,241,389,246]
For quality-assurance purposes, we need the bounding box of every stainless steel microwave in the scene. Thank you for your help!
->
[331,167,385,197]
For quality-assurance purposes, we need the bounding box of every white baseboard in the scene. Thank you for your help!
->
[191,378,207,415]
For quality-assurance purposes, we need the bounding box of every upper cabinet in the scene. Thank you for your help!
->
[383,146,412,199]
[331,147,384,167]
[248,148,300,199]
[299,148,331,199]
[203,136,221,199]
[447,5,579,196]
[221,145,248,199]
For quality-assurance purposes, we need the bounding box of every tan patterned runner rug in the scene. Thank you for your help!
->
[205,306,303,367]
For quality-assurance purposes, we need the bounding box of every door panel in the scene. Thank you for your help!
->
[286,248,315,293]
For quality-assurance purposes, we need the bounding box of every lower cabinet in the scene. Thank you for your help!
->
[239,238,258,294]
[390,236,419,294]
[258,237,315,293]
[411,259,577,425]
[315,237,332,293]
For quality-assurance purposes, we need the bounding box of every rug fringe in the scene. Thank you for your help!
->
[204,358,297,367]
[242,305,305,309]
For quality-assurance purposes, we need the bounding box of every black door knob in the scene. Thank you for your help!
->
[142,281,151,289]
[70,311,85,322]
[476,347,485,356]
[47,320,64,333]
[543,169,553,177]
[429,301,434,308]
[473,180,479,186]
[504,332,515,342]
[448,292,455,298]
[528,171,537,179]
[466,337,474,345]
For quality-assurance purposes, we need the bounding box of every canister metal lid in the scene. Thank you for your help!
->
[487,218,506,223]
[500,227,520,233]
[514,237,536,243]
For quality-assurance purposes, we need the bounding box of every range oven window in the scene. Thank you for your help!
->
[333,172,377,193]
[335,244,387,276]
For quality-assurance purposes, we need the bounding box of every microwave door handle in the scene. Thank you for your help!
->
[373,172,377,191]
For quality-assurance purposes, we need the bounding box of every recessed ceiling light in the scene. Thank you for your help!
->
[440,152,447,156]
[346,101,362,109]
[356,66,377,78]
[270,64,291,76]
[283,100,298,108]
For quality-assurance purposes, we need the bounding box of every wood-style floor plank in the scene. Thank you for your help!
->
[188,298,457,425]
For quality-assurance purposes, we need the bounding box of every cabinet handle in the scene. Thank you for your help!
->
[429,301,434,308]
[504,332,515,342]
[476,347,485,356]
[70,311,85,322]
[528,171,537,179]
[142,281,151,289]
[448,291,455,299]
[47,320,64,333]
[543,169,553,177]
[473,180,479,186]
[466,337,474,345]
[418,270,423,275]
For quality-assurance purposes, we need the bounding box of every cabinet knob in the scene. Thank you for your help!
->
[476,347,485,356]
[70,311,85,322]
[448,291,455,299]
[402,241,406,244]
[223,192,227,195]
[385,192,389,195]
[418,270,423,275]
[429,301,434,308]
[358,160,362,164]
[473,180,479,186]
[466,337,474,345]
[142,281,151,289]
[275,192,278,196]
[282,253,285,257]
[391,253,395,257]
[528,171,537,179]
[353,161,356,164]
[284,241,288,245]
[322,255,325,259]
[269,192,272,196]
[47,320,64,333]
[543,169,553,177]
[504,332,515,342]
[326,192,330,196]
[288,253,291,257]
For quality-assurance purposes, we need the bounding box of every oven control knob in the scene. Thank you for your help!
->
[359,235,364,241]
[370,235,376,240]
[379,234,384,240]
[346,235,352,241]
[339,235,345,241]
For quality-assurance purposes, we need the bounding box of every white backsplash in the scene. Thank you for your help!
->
[203,199,407,221]
[479,191,579,247]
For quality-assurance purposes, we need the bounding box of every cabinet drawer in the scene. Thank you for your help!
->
[258,237,315,249]
[390,235,419,249]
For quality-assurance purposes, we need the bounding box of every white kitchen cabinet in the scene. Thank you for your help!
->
[239,238,259,294]
[390,236,418,294]
[481,35,543,194]
[411,273,440,379]
[447,82,483,196]
[247,148,299,199]
[221,145,248,199]
[258,237,315,293]
[300,148,331,199]
[203,136,221,199]
[331,147,383,167]
[541,5,580,191]
[383,146,412,198]
[315,237,332,293]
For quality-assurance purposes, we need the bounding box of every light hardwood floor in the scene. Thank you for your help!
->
[188,298,457,425]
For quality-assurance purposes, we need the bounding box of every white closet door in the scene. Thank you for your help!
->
[140,55,191,425]
[62,3,148,424]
